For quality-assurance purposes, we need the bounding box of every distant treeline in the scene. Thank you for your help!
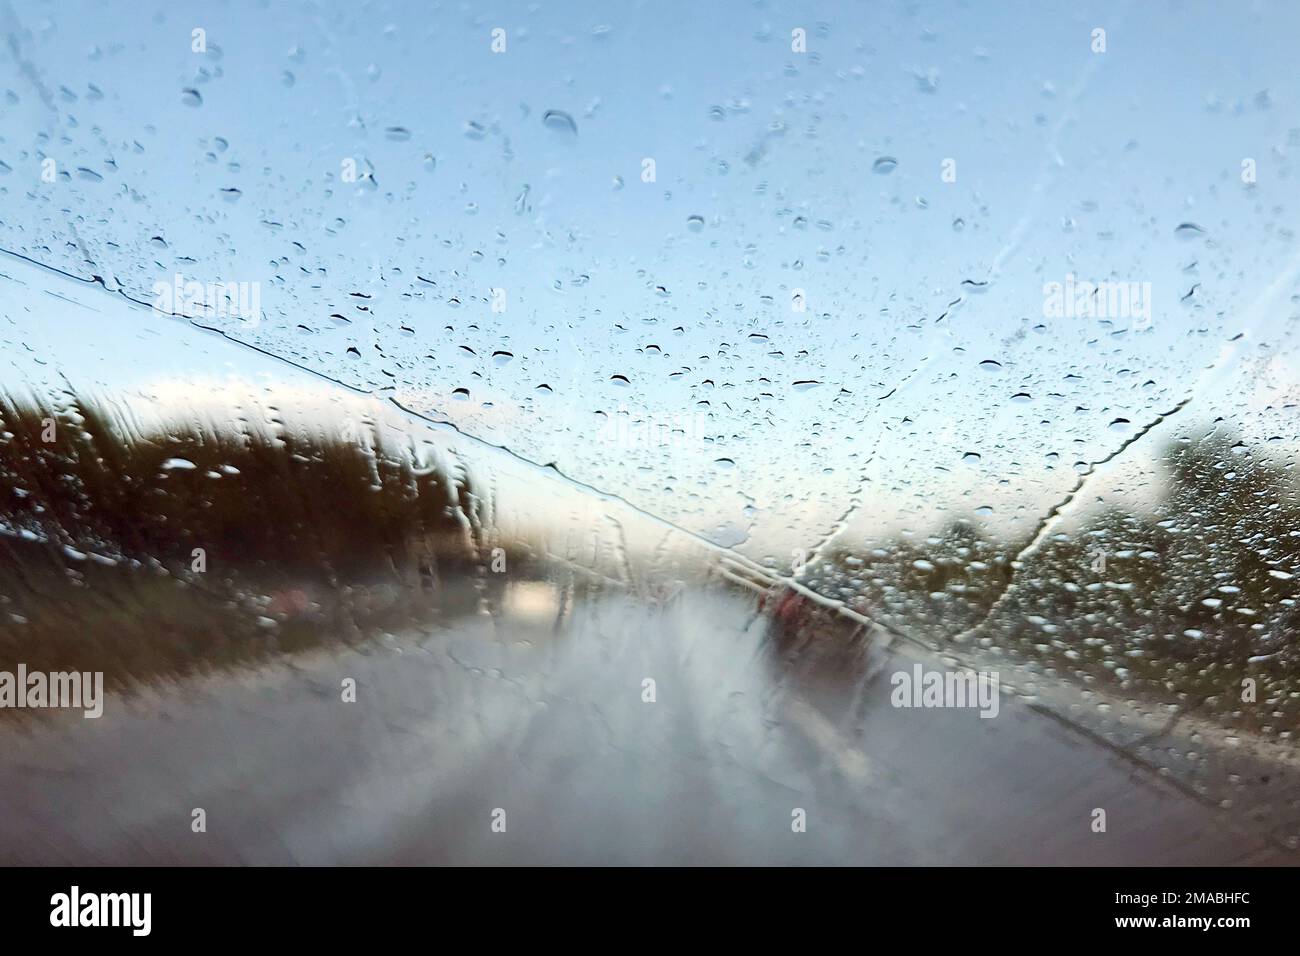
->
[810,433,1299,732]
[0,393,494,581]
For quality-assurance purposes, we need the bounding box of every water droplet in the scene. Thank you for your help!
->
[872,156,898,174]
[914,67,940,93]
[542,110,578,135]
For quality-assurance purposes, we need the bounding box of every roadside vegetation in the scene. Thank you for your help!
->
[0,392,528,691]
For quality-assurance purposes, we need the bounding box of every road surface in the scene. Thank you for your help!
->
[1,582,1293,865]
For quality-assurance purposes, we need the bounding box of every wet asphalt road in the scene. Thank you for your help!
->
[0,585,1292,865]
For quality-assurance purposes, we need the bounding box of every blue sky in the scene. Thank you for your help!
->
[2,0,1299,556]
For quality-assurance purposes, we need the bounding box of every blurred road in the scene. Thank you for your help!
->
[0,583,1293,865]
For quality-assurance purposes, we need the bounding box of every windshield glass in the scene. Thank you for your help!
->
[1,0,1297,866]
